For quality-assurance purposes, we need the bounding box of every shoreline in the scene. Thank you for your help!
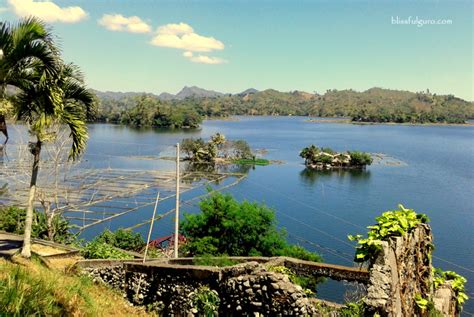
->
[305,118,474,127]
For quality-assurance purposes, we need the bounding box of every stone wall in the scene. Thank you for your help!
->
[78,224,461,316]
[364,224,433,316]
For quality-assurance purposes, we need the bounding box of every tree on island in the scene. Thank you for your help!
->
[300,145,372,169]
[181,133,255,163]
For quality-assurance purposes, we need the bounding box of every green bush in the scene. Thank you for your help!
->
[180,191,321,262]
[95,228,145,252]
[190,286,220,316]
[348,205,429,263]
[433,268,468,310]
[0,206,75,244]
[194,255,238,267]
[80,240,133,260]
[348,151,373,166]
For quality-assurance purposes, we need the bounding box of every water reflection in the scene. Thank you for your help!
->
[182,162,252,184]
[299,168,371,186]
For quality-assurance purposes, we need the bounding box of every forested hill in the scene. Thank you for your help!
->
[95,87,474,126]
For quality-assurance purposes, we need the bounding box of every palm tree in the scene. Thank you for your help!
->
[14,62,95,257]
[0,17,58,147]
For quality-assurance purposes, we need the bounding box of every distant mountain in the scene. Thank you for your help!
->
[175,86,225,100]
[157,92,176,101]
[91,89,158,101]
[236,88,259,96]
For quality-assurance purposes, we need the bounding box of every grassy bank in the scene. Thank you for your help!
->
[0,257,151,316]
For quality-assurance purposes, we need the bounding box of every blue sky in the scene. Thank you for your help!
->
[1,0,472,100]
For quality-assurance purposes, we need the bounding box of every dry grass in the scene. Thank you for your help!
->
[0,257,153,316]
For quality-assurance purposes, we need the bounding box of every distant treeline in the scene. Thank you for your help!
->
[96,95,201,128]
[95,88,473,127]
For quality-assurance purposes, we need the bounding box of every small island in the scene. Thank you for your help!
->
[181,133,269,166]
[300,145,372,169]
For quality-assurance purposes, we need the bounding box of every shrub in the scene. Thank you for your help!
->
[180,191,321,262]
[433,268,468,310]
[348,205,429,263]
[190,286,220,316]
[80,240,133,259]
[95,228,145,252]
[348,151,373,166]
[0,206,75,244]
[232,140,253,159]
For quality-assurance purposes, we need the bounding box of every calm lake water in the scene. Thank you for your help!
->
[4,116,474,310]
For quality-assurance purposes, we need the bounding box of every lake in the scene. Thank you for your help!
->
[3,116,474,311]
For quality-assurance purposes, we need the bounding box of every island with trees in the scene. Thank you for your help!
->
[300,145,373,169]
[181,133,269,166]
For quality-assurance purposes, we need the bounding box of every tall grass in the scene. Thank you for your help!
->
[0,258,96,316]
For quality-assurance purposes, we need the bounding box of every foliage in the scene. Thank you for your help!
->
[95,228,145,252]
[232,139,253,159]
[181,133,255,163]
[433,268,468,310]
[190,286,220,317]
[80,240,133,260]
[194,255,238,267]
[268,265,322,295]
[339,301,366,317]
[300,145,372,168]
[180,191,321,262]
[233,158,269,166]
[0,259,94,315]
[348,151,373,166]
[0,258,148,316]
[348,205,429,263]
[94,88,473,125]
[0,206,75,244]
[100,95,201,128]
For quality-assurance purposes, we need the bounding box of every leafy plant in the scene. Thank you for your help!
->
[339,301,366,317]
[194,255,238,267]
[0,206,75,244]
[268,265,321,295]
[80,240,133,259]
[348,205,429,262]
[414,293,429,310]
[95,228,145,252]
[433,268,468,310]
[180,191,321,262]
[190,286,220,316]
[348,151,373,166]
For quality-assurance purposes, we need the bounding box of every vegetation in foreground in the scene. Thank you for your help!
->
[0,257,151,316]
[0,18,96,258]
[180,191,322,262]
[300,145,373,169]
[348,205,468,313]
[0,206,75,244]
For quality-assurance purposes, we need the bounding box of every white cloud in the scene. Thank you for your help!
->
[151,22,224,52]
[182,51,227,64]
[98,14,151,33]
[7,0,87,23]
[158,22,194,35]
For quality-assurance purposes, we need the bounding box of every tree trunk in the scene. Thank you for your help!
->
[21,139,42,258]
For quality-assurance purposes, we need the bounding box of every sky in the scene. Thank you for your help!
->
[0,0,473,100]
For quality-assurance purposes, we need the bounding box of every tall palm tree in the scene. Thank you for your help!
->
[0,17,58,146]
[14,62,95,257]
